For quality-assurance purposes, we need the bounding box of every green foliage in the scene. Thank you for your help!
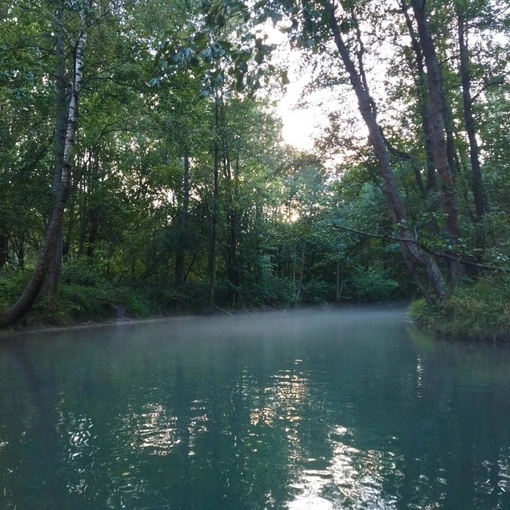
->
[61,259,104,287]
[409,276,510,341]
[263,276,297,306]
[349,265,400,303]
[244,276,297,307]
[58,284,115,322]
[0,270,31,312]
[2,0,509,339]
[300,279,331,304]
[408,298,431,327]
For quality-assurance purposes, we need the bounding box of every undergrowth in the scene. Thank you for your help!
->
[409,275,510,341]
[0,265,209,329]
[1,258,409,331]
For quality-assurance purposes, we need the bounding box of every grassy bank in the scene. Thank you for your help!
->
[0,266,211,331]
[4,266,510,341]
[409,275,510,342]
[1,258,409,332]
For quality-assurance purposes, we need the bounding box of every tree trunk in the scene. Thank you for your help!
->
[335,257,342,302]
[457,10,488,219]
[209,96,220,309]
[254,202,263,284]
[85,155,100,258]
[295,242,305,301]
[444,100,460,179]
[292,246,297,294]
[224,145,240,307]
[1,14,87,327]
[77,165,89,258]
[13,236,25,270]
[400,0,437,190]
[64,189,76,260]
[175,153,190,286]
[86,210,99,258]
[0,228,7,268]
[410,0,461,244]
[42,10,68,300]
[326,2,448,301]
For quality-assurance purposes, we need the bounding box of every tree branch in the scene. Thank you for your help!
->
[331,223,509,273]
[470,74,508,104]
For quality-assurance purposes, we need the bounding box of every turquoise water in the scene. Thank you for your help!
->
[1,307,510,509]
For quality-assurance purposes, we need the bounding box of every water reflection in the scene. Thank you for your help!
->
[497,451,510,493]
[1,307,510,509]
[251,368,309,428]
[131,403,181,455]
[287,424,401,510]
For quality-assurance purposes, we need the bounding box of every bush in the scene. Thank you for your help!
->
[408,298,431,327]
[349,265,400,302]
[0,270,31,312]
[409,275,510,341]
[300,279,332,304]
[61,259,106,286]
[59,283,116,321]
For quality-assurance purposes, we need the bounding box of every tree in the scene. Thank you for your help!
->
[283,0,448,301]
[410,0,462,249]
[1,1,88,327]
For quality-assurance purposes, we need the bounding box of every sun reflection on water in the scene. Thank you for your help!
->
[130,403,180,456]
[250,368,310,429]
[245,364,401,509]
[188,399,209,456]
[129,401,210,457]
[57,413,97,496]
[287,425,401,509]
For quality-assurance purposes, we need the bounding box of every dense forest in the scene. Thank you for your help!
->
[1,0,509,338]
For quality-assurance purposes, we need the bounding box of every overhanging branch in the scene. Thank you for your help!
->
[332,224,509,273]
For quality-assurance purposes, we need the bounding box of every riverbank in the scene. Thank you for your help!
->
[0,289,408,339]
[3,268,510,342]
[409,274,510,342]
[0,263,408,336]
[0,304,274,338]
[0,277,200,335]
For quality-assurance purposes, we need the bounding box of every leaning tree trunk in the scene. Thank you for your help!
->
[411,0,465,286]
[1,17,87,328]
[224,144,241,307]
[326,2,448,301]
[231,152,241,303]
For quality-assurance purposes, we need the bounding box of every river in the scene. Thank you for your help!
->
[1,306,510,509]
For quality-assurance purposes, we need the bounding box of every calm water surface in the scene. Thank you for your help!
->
[1,307,510,509]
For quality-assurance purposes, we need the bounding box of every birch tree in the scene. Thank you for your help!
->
[1,3,88,326]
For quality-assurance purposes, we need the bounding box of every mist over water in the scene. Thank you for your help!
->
[1,306,510,509]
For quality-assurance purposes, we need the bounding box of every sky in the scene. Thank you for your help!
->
[264,23,329,152]
[277,75,325,151]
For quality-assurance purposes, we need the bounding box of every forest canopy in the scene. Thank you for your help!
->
[1,0,509,338]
